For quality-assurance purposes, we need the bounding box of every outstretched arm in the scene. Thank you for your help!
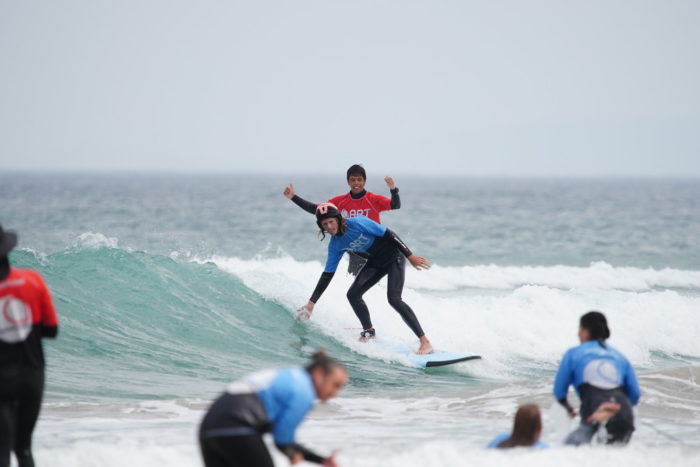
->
[283,183,318,214]
[276,443,326,464]
[385,176,401,209]
[297,272,336,320]
[384,229,430,270]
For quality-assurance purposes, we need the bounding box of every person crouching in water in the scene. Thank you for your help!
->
[199,351,346,467]
[487,404,549,449]
[297,203,433,354]
[553,311,641,445]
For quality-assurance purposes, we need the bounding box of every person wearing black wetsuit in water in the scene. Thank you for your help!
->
[199,351,346,467]
[296,203,434,354]
[0,226,59,467]
[554,311,640,446]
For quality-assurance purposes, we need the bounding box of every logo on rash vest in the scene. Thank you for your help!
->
[0,296,33,344]
[346,234,371,251]
[583,359,621,389]
[340,209,371,218]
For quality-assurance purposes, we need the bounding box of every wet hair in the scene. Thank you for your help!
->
[580,310,611,348]
[346,164,366,181]
[306,349,343,375]
[317,217,347,241]
[497,404,542,448]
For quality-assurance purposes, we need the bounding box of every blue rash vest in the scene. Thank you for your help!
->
[201,367,316,446]
[553,340,641,405]
[486,433,549,449]
[324,215,387,273]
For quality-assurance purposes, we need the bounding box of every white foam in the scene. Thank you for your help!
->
[32,393,700,467]
[73,232,121,250]
[208,255,700,378]
[411,261,700,291]
[338,440,700,467]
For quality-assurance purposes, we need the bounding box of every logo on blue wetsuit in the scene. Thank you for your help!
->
[346,234,371,251]
[583,359,621,389]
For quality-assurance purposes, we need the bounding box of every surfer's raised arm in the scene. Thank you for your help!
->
[384,175,401,209]
[283,183,318,215]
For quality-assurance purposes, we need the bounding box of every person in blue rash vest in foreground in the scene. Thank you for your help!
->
[199,351,346,467]
[297,203,433,354]
[554,311,641,446]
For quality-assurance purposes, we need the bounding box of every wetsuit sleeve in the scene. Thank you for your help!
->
[623,360,641,405]
[275,443,325,464]
[486,433,510,448]
[384,229,413,257]
[290,195,318,215]
[35,272,58,338]
[553,350,574,402]
[390,187,401,209]
[310,272,335,303]
[270,390,312,446]
[323,244,344,273]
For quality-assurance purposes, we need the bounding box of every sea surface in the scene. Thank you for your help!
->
[1,173,699,466]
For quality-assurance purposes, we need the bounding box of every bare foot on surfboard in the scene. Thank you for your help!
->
[416,337,433,355]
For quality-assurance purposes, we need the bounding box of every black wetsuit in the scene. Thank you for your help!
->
[199,368,324,467]
[554,340,640,446]
[563,385,635,446]
[310,217,425,337]
[1,263,59,467]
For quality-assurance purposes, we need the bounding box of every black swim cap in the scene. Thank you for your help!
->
[316,202,340,221]
[580,311,611,341]
[316,203,345,240]
[346,164,366,181]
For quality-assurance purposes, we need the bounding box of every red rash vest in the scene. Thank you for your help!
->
[0,268,59,370]
[327,192,392,223]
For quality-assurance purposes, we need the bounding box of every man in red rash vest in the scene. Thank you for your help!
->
[283,164,401,274]
[0,225,59,467]
[283,164,400,223]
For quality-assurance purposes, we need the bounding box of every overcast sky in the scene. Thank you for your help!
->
[1,1,698,176]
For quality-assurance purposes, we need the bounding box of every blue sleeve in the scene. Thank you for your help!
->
[553,350,574,400]
[323,242,344,273]
[272,393,313,445]
[623,360,641,405]
[486,433,510,448]
[357,216,387,237]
